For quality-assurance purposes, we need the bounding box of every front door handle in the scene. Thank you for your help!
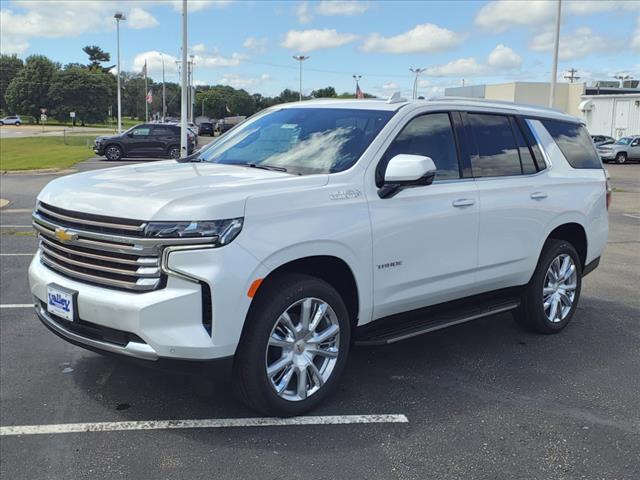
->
[452,198,476,208]
[530,192,548,200]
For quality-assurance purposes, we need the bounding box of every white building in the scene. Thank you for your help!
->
[579,94,640,138]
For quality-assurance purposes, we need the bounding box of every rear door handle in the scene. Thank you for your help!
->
[452,198,476,208]
[530,192,548,200]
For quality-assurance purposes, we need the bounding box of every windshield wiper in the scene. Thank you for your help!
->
[246,163,288,172]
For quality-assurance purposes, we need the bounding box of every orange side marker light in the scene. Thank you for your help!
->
[247,278,263,298]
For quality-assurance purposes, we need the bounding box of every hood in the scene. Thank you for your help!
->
[37,161,328,221]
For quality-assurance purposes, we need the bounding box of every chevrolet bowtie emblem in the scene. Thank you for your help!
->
[54,228,78,243]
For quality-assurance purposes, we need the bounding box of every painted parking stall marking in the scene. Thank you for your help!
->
[0,304,34,309]
[0,414,409,436]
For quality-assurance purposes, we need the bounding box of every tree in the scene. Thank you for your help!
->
[121,73,153,119]
[5,55,59,122]
[49,66,113,125]
[83,45,113,72]
[276,89,301,103]
[0,54,24,114]
[311,86,337,98]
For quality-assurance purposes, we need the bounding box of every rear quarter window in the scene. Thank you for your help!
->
[540,119,602,169]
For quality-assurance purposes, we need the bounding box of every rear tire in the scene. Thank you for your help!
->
[514,239,582,334]
[168,145,180,159]
[615,152,627,164]
[233,273,350,416]
[15,121,21,126]
[104,144,123,161]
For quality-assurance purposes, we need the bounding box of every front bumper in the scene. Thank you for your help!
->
[29,242,266,362]
[93,144,105,155]
[598,151,616,160]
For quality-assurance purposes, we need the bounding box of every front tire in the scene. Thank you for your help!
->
[515,239,582,334]
[615,152,627,164]
[104,144,123,161]
[234,273,350,416]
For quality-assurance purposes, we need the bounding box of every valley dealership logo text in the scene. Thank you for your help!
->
[377,261,403,270]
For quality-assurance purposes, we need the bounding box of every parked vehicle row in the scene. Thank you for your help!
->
[31,98,608,416]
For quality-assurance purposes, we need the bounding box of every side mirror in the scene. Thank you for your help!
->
[379,154,437,199]
[127,132,134,137]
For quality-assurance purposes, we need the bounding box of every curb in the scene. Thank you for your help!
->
[1,168,77,176]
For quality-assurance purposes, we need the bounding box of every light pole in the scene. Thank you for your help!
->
[114,12,126,133]
[293,55,310,101]
[353,74,362,98]
[549,0,561,107]
[189,54,195,123]
[410,67,425,100]
[180,0,188,158]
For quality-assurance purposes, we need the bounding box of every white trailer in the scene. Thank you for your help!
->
[579,94,640,139]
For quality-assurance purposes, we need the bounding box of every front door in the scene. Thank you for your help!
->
[127,126,153,156]
[367,112,480,320]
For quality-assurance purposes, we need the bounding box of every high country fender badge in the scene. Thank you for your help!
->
[329,189,362,201]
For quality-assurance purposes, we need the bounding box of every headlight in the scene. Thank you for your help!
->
[144,218,243,246]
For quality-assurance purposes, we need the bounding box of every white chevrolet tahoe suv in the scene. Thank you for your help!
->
[29,98,609,416]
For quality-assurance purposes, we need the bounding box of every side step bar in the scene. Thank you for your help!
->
[355,297,521,346]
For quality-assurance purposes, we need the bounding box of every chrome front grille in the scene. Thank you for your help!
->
[33,202,162,292]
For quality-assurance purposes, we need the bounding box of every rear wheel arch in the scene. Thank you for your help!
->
[545,223,587,270]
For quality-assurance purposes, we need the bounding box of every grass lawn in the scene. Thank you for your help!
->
[0,135,97,171]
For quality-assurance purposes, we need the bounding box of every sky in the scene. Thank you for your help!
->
[1,0,639,98]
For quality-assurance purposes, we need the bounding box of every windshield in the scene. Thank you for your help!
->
[615,137,632,145]
[195,107,395,175]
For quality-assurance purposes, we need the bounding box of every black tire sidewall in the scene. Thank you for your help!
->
[168,146,180,159]
[616,153,627,164]
[235,274,351,416]
[524,240,582,333]
[105,145,122,161]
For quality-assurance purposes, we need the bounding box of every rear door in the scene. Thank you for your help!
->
[150,126,175,156]
[629,137,640,160]
[127,125,153,156]
[464,112,553,291]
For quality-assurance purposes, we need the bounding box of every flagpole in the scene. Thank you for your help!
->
[180,0,188,158]
[161,54,166,123]
[144,59,149,122]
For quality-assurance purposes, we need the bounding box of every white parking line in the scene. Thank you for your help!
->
[0,209,33,213]
[0,414,409,436]
[622,213,640,220]
[0,253,33,256]
[0,225,32,228]
[0,304,33,308]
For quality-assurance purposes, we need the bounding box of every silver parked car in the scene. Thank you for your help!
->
[591,135,615,147]
[0,115,22,126]
[597,136,640,164]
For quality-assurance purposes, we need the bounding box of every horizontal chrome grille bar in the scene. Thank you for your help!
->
[40,255,160,291]
[37,204,146,232]
[40,244,160,278]
[39,235,158,267]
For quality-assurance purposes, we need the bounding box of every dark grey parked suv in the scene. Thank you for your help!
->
[94,124,195,160]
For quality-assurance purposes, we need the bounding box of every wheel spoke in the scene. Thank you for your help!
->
[278,312,297,338]
[563,282,577,291]
[543,287,555,296]
[267,355,292,378]
[299,298,313,331]
[308,302,327,334]
[275,365,295,394]
[561,264,575,283]
[296,366,308,399]
[559,256,571,280]
[549,296,559,322]
[309,324,339,345]
[268,334,294,349]
[307,362,324,388]
[308,345,338,358]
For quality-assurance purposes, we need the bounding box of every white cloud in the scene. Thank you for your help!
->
[426,44,522,77]
[243,36,268,53]
[0,37,30,55]
[361,23,462,54]
[281,29,358,52]
[191,43,207,54]
[296,2,312,24]
[475,0,640,33]
[127,7,159,29]
[427,58,488,77]
[193,47,246,67]
[316,1,370,16]
[487,44,522,69]
[218,73,271,90]
[133,51,178,75]
[529,27,611,60]
[632,17,640,52]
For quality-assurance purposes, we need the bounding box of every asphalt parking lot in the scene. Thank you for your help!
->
[1,161,638,480]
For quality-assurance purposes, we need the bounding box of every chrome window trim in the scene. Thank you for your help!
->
[525,118,553,169]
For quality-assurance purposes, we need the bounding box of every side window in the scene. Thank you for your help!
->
[378,112,461,185]
[467,113,521,177]
[631,138,640,147]
[540,119,601,169]
[151,127,172,136]
[132,127,150,136]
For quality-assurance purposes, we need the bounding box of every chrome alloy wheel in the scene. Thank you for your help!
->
[105,146,121,160]
[543,254,577,323]
[265,297,340,402]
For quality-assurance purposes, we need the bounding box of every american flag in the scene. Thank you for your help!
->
[146,89,153,104]
[356,84,364,99]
